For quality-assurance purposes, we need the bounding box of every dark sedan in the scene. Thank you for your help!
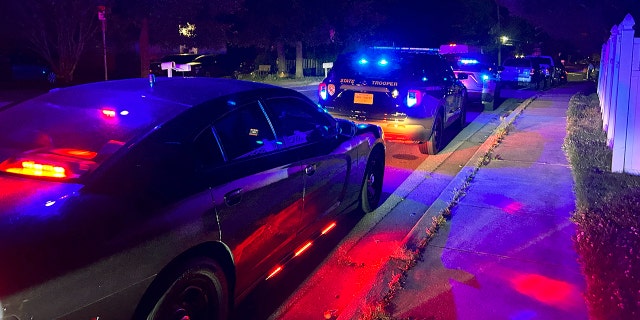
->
[0,77,385,319]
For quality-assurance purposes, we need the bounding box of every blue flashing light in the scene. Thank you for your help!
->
[459,59,480,65]
[421,76,428,82]
[358,58,369,65]
[481,74,489,81]
[227,100,237,106]
[378,59,389,66]
[256,140,264,145]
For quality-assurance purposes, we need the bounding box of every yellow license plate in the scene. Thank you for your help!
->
[354,92,373,105]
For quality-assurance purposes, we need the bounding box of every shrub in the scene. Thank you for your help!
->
[564,93,640,319]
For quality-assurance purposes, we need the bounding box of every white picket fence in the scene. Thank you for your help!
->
[598,13,640,174]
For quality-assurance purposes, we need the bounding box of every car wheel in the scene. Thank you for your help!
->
[360,148,384,213]
[420,114,443,155]
[141,258,230,320]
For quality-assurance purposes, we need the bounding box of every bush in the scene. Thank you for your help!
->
[564,93,640,319]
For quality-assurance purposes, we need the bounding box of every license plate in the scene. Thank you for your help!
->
[354,92,373,105]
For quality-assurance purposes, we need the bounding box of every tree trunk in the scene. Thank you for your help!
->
[140,18,150,78]
[276,41,287,77]
[295,41,303,79]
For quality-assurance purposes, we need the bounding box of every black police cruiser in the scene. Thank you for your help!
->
[318,47,467,155]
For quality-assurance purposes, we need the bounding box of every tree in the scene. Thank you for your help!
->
[3,0,100,83]
[110,0,243,78]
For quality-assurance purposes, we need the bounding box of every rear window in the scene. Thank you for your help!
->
[503,58,532,68]
[0,88,187,180]
[331,50,442,80]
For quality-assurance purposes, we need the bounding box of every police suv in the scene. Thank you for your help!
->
[318,47,468,155]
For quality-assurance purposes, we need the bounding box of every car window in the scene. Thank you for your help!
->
[503,58,531,67]
[212,101,277,161]
[263,97,335,148]
[331,50,442,82]
[193,127,225,166]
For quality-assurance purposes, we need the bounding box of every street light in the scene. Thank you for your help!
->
[98,6,107,81]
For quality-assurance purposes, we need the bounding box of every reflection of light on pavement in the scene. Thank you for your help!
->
[511,274,576,306]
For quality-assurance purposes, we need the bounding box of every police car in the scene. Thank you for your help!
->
[318,47,468,155]
[439,44,500,109]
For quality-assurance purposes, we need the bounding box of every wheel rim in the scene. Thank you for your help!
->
[150,270,221,320]
[363,155,383,211]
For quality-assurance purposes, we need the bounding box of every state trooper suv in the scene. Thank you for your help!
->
[318,47,468,155]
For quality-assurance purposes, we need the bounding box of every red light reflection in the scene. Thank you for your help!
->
[512,274,574,305]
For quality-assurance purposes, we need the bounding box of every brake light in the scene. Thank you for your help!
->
[318,83,327,100]
[328,84,335,96]
[0,152,97,180]
[4,160,67,178]
[406,90,422,107]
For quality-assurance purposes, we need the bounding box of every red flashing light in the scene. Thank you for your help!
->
[318,83,328,100]
[102,109,116,117]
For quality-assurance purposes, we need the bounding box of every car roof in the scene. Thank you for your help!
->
[44,77,277,108]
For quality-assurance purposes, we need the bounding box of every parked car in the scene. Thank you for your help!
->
[318,47,468,155]
[500,57,545,89]
[439,44,500,109]
[0,54,56,85]
[527,55,562,86]
[0,77,385,319]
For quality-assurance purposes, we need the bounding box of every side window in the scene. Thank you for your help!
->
[263,97,335,148]
[193,127,224,166]
[213,101,277,160]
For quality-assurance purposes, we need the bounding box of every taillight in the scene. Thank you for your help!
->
[318,83,327,100]
[406,89,422,107]
[0,152,97,180]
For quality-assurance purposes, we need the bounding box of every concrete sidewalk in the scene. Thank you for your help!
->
[345,82,593,319]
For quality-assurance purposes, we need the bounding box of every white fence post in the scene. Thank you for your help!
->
[623,36,640,174]
[611,14,636,173]
[606,25,621,147]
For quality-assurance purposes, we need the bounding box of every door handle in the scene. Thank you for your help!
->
[305,164,316,176]
[224,188,243,206]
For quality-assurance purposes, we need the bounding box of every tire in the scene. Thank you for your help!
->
[420,114,443,155]
[360,149,384,213]
[138,257,230,320]
[457,101,467,129]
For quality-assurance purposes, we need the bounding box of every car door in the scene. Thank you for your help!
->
[438,61,464,124]
[261,96,350,234]
[194,99,305,296]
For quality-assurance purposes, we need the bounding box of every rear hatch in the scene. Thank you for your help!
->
[319,50,442,121]
[501,58,533,82]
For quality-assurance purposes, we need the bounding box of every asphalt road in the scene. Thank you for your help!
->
[234,85,539,319]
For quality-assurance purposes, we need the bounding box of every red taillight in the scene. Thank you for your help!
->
[0,151,97,180]
[318,83,328,100]
[4,160,67,178]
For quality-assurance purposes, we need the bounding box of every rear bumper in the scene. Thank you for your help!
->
[330,114,431,143]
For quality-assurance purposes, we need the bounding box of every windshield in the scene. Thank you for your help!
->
[0,87,188,179]
[503,58,531,68]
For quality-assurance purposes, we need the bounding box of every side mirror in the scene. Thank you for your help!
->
[336,119,356,137]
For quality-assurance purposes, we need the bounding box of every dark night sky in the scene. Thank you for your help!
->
[498,0,640,54]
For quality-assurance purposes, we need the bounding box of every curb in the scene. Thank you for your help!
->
[337,94,539,320]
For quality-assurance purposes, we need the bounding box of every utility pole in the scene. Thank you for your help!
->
[497,2,502,66]
[98,6,108,81]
